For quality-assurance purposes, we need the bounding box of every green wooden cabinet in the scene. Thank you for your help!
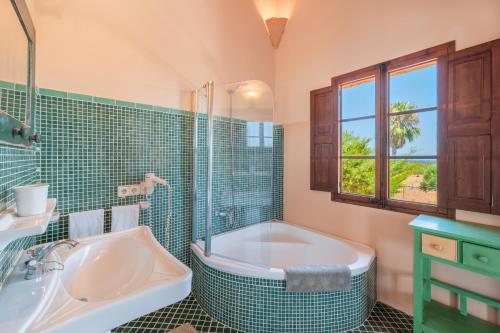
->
[409,215,500,333]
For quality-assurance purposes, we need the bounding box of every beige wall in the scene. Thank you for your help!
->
[29,0,275,110]
[275,0,500,319]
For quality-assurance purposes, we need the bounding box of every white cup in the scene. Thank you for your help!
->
[12,184,49,217]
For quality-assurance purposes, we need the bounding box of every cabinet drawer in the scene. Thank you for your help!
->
[463,243,500,275]
[422,234,457,262]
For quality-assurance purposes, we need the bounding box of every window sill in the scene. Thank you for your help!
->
[330,193,454,218]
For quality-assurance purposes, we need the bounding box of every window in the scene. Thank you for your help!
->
[246,122,273,148]
[331,44,452,216]
[388,62,437,205]
[339,74,377,198]
[263,122,273,147]
[246,122,260,147]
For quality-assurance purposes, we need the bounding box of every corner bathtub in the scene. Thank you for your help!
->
[191,221,376,333]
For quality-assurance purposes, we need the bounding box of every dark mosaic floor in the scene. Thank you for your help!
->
[113,294,413,333]
[345,302,413,333]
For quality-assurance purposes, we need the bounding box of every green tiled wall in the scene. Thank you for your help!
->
[0,86,38,287]
[273,125,283,220]
[36,93,194,264]
[192,254,376,333]
[193,116,283,241]
[0,84,284,298]
[0,146,38,286]
[0,82,28,123]
[34,88,284,268]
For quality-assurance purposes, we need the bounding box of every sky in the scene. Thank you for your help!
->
[341,64,437,157]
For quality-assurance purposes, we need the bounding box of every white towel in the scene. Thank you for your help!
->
[69,209,104,239]
[111,204,139,232]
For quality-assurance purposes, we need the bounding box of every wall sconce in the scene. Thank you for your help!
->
[265,17,288,49]
[246,90,258,98]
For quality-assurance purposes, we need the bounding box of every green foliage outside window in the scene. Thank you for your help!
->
[341,131,429,196]
[341,101,437,198]
[341,131,376,195]
[420,164,437,192]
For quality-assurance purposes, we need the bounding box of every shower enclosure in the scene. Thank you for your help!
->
[192,80,276,258]
[190,81,375,333]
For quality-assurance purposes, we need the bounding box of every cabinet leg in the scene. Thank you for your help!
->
[423,257,431,301]
[413,231,424,333]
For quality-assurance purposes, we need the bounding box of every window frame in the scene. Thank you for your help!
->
[332,65,382,207]
[330,42,455,217]
[246,122,274,148]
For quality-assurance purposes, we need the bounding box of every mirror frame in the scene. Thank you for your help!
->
[0,0,37,147]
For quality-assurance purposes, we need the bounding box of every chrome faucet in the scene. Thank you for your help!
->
[24,239,79,280]
[214,208,234,228]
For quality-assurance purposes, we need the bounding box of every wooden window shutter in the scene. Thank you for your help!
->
[310,87,334,191]
[446,39,500,213]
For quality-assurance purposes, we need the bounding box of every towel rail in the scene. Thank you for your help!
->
[49,200,151,224]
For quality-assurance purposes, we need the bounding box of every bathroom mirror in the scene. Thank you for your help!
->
[0,0,37,146]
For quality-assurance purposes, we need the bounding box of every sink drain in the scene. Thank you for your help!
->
[78,297,88,302]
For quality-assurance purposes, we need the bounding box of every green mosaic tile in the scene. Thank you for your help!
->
[92,96,116,105]
[14,83,27,92]
[38,88,67,99]
[113,295,241,333]
[36,94,195,264]
[0,86,39,287]
[67,92,93,102]
[0,235,33,288]
[192,254,377,333]
[345,302,413,333]
[135,103,154,111]
[0,80,15,90]
[115,294,412,333]
[153,105,170,113]
[168,109,193,117]
[0,86,28,123]
[273,126,284,220]
[116,100,136,108]
[193,115,281,240]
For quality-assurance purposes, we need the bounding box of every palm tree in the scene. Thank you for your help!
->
[389,101,421,155]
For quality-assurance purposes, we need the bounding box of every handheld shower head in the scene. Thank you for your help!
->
[145,173,168,186]
[141,173,170,195]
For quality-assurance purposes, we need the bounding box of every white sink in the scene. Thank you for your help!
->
[0,226,192,333]
[61,237,157,302]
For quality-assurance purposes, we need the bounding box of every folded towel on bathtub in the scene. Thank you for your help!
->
[285,264,352,292]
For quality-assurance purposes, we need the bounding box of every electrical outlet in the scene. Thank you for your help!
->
[117,184,142,197]
[129,184,141,196]
[117,185,130,198]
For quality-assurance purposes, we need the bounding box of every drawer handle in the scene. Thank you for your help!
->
[474,255,489,263]
[430,243,443,251]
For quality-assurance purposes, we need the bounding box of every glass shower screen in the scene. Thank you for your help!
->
[192,80,275,258]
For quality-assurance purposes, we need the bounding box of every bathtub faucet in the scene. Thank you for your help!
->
[214,208,234,228]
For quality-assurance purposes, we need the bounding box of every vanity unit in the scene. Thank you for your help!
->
[410,215,500,333]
